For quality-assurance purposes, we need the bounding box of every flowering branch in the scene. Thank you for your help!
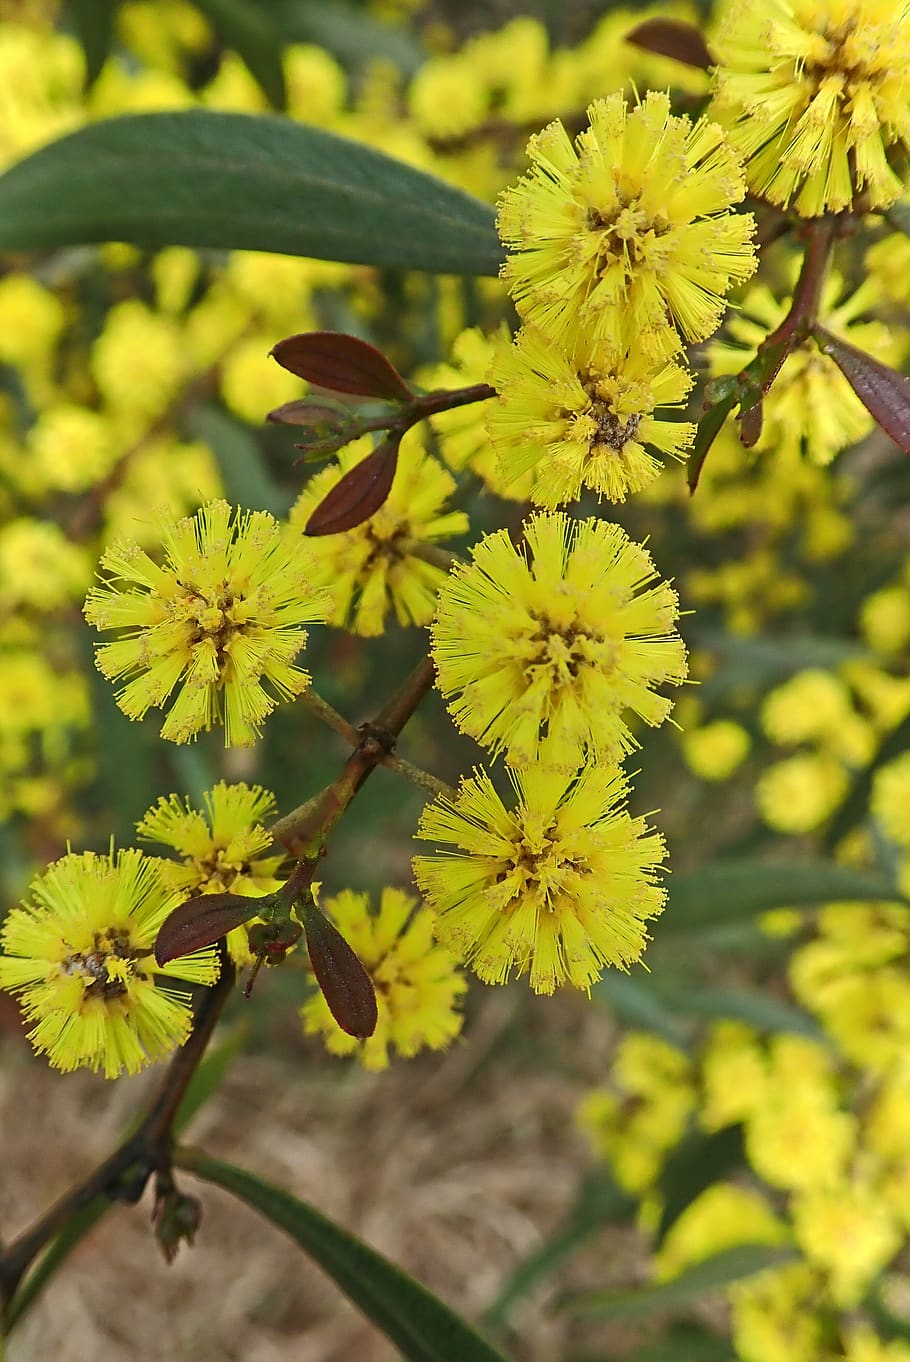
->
[688,216,838,489]
[0,950,236,1312]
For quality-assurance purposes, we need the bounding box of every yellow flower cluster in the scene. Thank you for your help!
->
[407,81,776,993]
[486,90,755,507]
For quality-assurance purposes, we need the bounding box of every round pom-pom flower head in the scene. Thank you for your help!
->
[486,326,695,506]
[84,499,330,746]
[137,781,284,968]
[430,512,687,769]
[412,762,668,995]
[300,887,466,1071]
[497,91,756,356]
[0,847,219,1077]
[288,432,467,638]
[711,0,910,216]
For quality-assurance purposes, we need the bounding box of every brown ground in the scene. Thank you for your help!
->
[1,988,640,1362]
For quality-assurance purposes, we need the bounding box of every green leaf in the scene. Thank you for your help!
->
[628,1322,735,1362]
[564,1244,796,1320]
[194,0,287,109]
[655,1126,745,1245]
[484,1171,635,1329]
[186,403,290,516]
[173,1024,248,1135]
[661,860,901,935]
[3,1196,111,1334]
[595,974,688,1048]
[886,202,910,237]
[177,1148,511,1362]
[67,0,121,87]
[695,630,868,698]
[648,978,824,1040]
[824,708,910,850]
[687,393,735,492]
[0,111,503,276]
[273,0,424,74]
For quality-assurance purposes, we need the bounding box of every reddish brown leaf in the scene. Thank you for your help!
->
[625,17,713,69]
[305,438,400,535]
[154,891,264,966]
[270,331,413,402]
[300,900,378,1039]
[814,326,910,453]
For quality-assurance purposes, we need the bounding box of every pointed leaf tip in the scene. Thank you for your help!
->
[305,439,400,535]
[154,891,262,966]
[624,17,713,69]
[271,332,413,402]
[301,902,378,1039]
[814,326,910,454]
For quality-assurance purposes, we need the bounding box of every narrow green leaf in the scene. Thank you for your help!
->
[0,112,503,276]
[687,394,735,492]
[628,1322,735,1362]
[173,1024,248,1135]
[177,1148,511,1362]
[67,0,121,86]
[484,1172,634,1328]
[273,0,424,74]
[3,1196,110,1334]
[662,860,901,935]
[886,202,910,237]
[194,0,287,109]
[186,403,290,516]
[649,979,824,1040]
[564,1244,796,1319]
[2,1034,243,1335]
[695,630,868,697]
[594,974,688,1048]
[655,1126,745,1244]
[824,708,910,850]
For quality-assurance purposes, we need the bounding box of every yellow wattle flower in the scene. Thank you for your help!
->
[84,499,330,746]
[413,761,668,995]
[0,847,219,1078]
[497,90,756,356]
[711,0,910,215]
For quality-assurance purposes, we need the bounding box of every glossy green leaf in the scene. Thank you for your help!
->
[661,860,901,935]
[194,0,287,108]
[177,1148,511,1362]
[0,112,503,276]
[564,1244,796,1319]
[67,0,121,86]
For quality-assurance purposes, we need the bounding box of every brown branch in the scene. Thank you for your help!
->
[0,953,235,1311]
